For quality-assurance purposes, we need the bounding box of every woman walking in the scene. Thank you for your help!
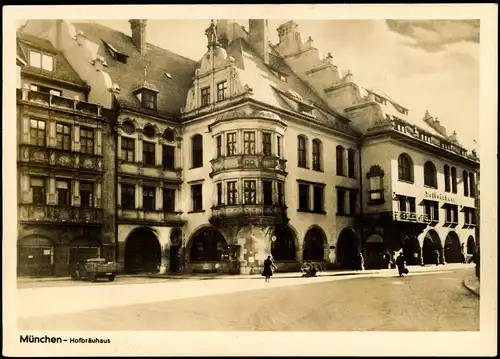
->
[262,255,277,283]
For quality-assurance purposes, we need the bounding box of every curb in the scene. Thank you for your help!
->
[463,278,480,297]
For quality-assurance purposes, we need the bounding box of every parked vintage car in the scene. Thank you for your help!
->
[70,258,123,282]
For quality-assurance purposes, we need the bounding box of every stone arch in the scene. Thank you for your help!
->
[303,225,327,261]
[336,227,359,269]
[68,237,102,266]
[444,231,462,263]
[124,226,162,273]
[187,226,228,262]
[401,233,421,265]
[467,236,476,255]
[422,229,442,265]
[163,128,176,142]
[17,235,55,276]
[271,225,297,261]
[142,123,158,139]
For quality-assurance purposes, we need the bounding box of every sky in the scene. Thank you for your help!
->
[21,18,480,152]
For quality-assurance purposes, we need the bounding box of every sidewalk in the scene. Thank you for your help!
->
[17,263,474,283]
[463,276,480,296]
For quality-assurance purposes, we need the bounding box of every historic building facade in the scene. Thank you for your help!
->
[19,19,479,276]
[16,31,116,276]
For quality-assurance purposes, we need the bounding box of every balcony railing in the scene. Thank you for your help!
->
[390,117,470,158]
[19,204,103,224]
[210,154,287,176]
[211,204,287,219]
[17,88,103,117]
[18,144,103,171]
[118,208,184,224]
[392,211,430,224]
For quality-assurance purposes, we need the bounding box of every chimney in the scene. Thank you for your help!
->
[129,19,147,55]
[249,19,269,64]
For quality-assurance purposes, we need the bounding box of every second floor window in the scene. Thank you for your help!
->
[192,134,203,168]
[143,186,156,210]
[30,177,46,204]
[227,181,237,205]
[201,87,211,107]
[337,189,346,215]
[298,136,307,168]
[226,133,237,156]
[56,179,71,206]
[347,149,356,178]
[398,195,416,213]
[424,200,439,222]
[121,137,135,162]
[298,184,309,211]
[244,180,257,204]
[30,119,46,147]
[80,127,94,154]
[80,182,94,207]
[191,184,203,211]
[336,146,345,176]
[277,181,285,206]
[216,183,222,206]
[143,141,156,166]
[121,184,135,210]
[217,81,227,102]
[263,133,272,156]
[445,203,459,224]
[313,186,324,212]
[243,132,256,155]
[163,188,176,213]
[162,145,175,170]
[216,135,222,158]
[56,123,71,150]
[263,180,273,205]
[312,140,321,171]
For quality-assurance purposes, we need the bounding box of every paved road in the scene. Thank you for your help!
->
[18,267,478,331]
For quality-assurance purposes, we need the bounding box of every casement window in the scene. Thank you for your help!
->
[200,87,211,107]
[312,139,321,171]
[349,191,357,215]
[336,146,345,176]
[243,132,256,155]
[397,154,413,182]
[142,186,156,210]
[298,184,309,211]
[263,132,272,156]
[142,141,156,166]
[263,180,273,205]
[142,91,157,110]
[30,119,46,147]
[312,185,324,212]
[347,149,356,178]
[80,127,94,154]
[121,184,135,209]
[227,181,237,205]
[163,188,176,213]
[192,135,203,168]
[216,81,227,102]
[424,161,437,188]
[216,183,223,206]
[277,181,285,206]
[226,133,237,156]
[162,145,175,170]
[298,136,307,168]
[56,179,71,206]
[29,51,53,71]
[56,123,71,150]
[30,177,46,204]
[191,184,203,211]
[121,137,135,162]
[216,135,222,158]
[80,182,94,207]
[424,200,439,222]
[244,180,257,204]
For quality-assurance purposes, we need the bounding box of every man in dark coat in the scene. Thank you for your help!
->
[396,253,408,277]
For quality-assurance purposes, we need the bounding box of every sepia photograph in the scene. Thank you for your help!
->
[3,4,497,357]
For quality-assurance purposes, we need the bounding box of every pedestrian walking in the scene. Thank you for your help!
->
[262,255,277,283]
[357,253,365,271]
[396,253,409,277]
[434,249,440,266]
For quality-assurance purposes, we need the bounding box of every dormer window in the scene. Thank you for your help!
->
[298,103,314,115]
[201,87,211,107]
[142,90,157,110]
[102,39,128,64]
[29,51,53,71]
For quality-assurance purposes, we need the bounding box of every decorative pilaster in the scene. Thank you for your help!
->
[95,129,102,155]
[73,125,81,152]
[135,183,142,209]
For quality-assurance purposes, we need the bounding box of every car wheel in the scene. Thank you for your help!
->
[108,274,115,282]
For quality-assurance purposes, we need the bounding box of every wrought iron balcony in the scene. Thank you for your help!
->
[210,203,288,226]
[18,144,103,171]
[17,88,103,118]
[210,154,287,177]
[19,204,103,225]
[392,211,430,224]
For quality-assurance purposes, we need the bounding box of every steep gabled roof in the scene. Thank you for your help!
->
[224,38,356,135]
[71,22,198,117]
[16,30,87,87]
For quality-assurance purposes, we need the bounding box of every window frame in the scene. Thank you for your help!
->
[243,180,257,204]
[162,144,175,170]
[121,136,135,162]
[142,186,156,211]
[191,184,203,211]
[80,127,95,155]
[227,181,237,205]
[200,86,211,107]
[121,184,136,210]
[243,131,256,155]
[163,187,176,213]
[312,139,321,171]
[226,132,237,157]
[262,132,272,156]
[30,118,46,147]
[216,81,228,102]
[56,122,72,151]
[298,136,307,168]
[191,135,203,168]
[80,181,94,207]
[142,141,156,166]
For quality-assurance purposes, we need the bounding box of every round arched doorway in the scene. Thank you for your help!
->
[17,236,55,276]
[467,236,476,255]
[422,229,442,265]
[271,226,296,261]
[69,237,101,266]
[336,228,359,269]
[189,227,227,262]
[303,227,326,262]
[365,233,385,269]
[124,227,162,273]
[402,234,421,266]
[444,231,462,263]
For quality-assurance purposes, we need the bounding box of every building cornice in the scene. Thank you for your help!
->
[21,69,90,92]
